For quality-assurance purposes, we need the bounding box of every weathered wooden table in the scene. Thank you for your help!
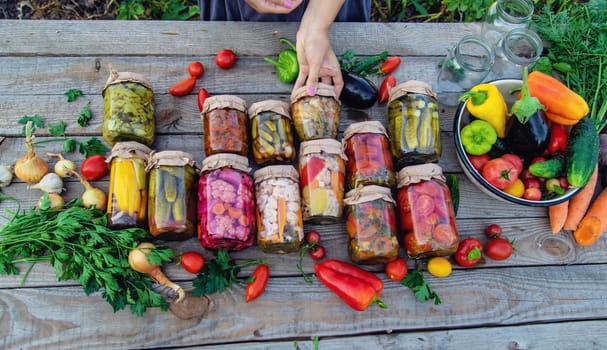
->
[1,20,606,350]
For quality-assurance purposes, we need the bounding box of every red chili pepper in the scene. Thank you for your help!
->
[548,123,569,153]
[314,259,386,311]
[245,264,270,303]
[454,237,483,267]
[169,76,196,96]
[378,56,401,75]
[378,75,396,104]
[197,88,210,112]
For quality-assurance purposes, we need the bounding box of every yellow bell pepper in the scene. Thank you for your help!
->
[459,83,508,138]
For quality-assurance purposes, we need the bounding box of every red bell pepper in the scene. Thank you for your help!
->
[548,123,569,154]
[454,237,483,267]
[300,156,325,187]
[315,259,386,311]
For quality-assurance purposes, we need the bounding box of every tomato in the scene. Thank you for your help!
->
[523,187,542,200]
[169,76,196,96]
[305,230,321,245]
[500,153,523,174]
[468,154,490,172]
[216,49,237,69]
[385,257,408,281]
[524,178,541,189]
[187,61,205,78]
[80,154,108,181]
[485,238,514,260]
[245,264,270,302]
[558,176,569,189]
[403,233,431,257]
[503,178,525,198]
[180,251,205,274]
[379,56,401,74]
[427,257,452,278]
[413,194,435,216]
[482,158,519,190]
[378,75,396,103]
[433,223,457,246]
[197,88,210,112]
[485,223,503,238]
[309,245,326,260]
[520,169,536,181]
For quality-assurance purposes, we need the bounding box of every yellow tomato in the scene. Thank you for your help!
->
[427,257,452,278]
[503,178,525,198]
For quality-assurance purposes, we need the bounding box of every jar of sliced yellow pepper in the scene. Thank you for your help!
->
[146,150,198,241]
[106,141,151,229]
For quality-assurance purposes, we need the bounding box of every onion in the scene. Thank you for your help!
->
[128,242,185,303]
[70,170,107,210]
[0,164,13,187]
[37,192,65,210]
[47,153,76,178]
[28,172,64,193]
[14,121,49,183]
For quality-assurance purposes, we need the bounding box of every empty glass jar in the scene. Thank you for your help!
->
[492,28,543,78]
[482,0,534,49]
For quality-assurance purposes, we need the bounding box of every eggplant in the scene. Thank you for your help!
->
[339,70,378,109]
[504,109,551,163]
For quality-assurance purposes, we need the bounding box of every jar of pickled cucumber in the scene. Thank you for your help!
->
[290,83,341,141]
[388,80,441,169]
[344,185,400,265]
[102,70,155,147]
[198,154,255,251]
[106,141,152,229]
[343,121,395,190]
[146,150,197,241]
[299,139,346,224]
[396,164,459,259]
[201,95,248,157]
[248,100,296,165]
[254,165,303,253]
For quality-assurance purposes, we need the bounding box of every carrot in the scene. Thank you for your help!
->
[211,202,226,215]
[573,186,607,246]
[548,201,569,234]
[277,197,286,241]
[563,164,598,231]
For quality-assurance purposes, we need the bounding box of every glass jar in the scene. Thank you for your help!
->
[343,121,395,190]
[147,151,197,241]
[201,95,248,157]
[396,164,459,259]
[481,0,534,49]
[388,80,441,169]
[197,154,255,251]
[299,139,346,224]
[102,70,155,147]
[290,83,341,141]
[492,28,543,79]
[248,100,296,165]
[254,165,303,253]
[344,185,400,265]
[106,141,151,229]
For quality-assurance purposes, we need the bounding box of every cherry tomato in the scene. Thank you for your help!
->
[169,76,196,96]
[485,223,503,238]
[378,75,396,103]
[180,251,205,274]
[305,230,321,245]
[500,153,523,174]
[427,256,452,278]
[80,154,108,181]
[468,154,490,173]
[379,56,401,74]
[482,157,519,190]
[404,233,432,257]
[485,238,514,260]
[385,257,408,281]
[216,49,237,69]
[433,223,457,246]
[187,61,205,78]
[197,88,210,112]
[309,245,326,260]
[558,176,569,189]
[520,169,536,181]
[523,187,542,200]
[524,178,541,189]
[246,264,270,302]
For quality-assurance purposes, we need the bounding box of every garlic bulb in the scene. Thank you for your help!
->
[0,164,13,187]
[28,172,64,193]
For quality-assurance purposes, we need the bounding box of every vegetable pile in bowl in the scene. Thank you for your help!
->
[453,70,598,207]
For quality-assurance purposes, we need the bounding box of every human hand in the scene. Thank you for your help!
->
[245,0,304,14]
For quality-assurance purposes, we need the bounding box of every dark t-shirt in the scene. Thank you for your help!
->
[199,0,371,22]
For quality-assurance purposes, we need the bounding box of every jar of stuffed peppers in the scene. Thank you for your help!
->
[106,141,151,229]
[254,165,303,253]
[290,83,341,141]
[343,121,395,190]
[396,164,459,258]
[201,95,248,157]
[146,150,197,241]
[102,70,155,147]
[248,100,296,165]
[198,154,255,251]
[299,139,346,224]
[388,80,441,169]
[344,185,400,265]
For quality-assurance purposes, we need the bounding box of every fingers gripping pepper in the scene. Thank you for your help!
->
[460,119,497,155]
[454,237,483,267]
[459,83,508,138]
[264,38,299,84]
[315,259,387,311]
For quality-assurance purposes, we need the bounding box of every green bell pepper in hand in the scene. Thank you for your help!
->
[460,119,497,155]
[264,38,299,84]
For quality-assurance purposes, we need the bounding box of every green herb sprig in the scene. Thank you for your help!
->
[64,89,92,127]
[339,50,389,77]
[401,262,442,305]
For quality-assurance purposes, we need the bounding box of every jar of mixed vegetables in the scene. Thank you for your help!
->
[106,141,152,229]
[396,164,459,258]
[198,154,255,251]
[299,139,346,223]
[290,83,341,141]
[146,150,197,241]
[102,70,155,147]
[388,80,441,169]
[248,100,296,165]
[254,165,303,253]
[344,185,400,265]
[201,95,248,157]
[343,121,395,190]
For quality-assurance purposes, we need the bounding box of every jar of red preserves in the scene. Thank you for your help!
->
[290,83,341,141]
[344,185,400,265]
[343,121,395,190]
[248,100,296,165]
[299,139,346,223]
[201,95,248,157]
[396,164,459,258]
[197,154,255,251]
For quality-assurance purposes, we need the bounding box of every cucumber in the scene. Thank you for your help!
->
[567,117,599,188]
[445,174,459,216]
[529,157,565,178]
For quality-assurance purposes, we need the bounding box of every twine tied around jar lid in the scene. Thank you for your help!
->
[200,153,251,174]
[290,82,340,104]
[145,150,197,171]
[388,80,438,104]
[102,69,153,95]
[396,163,445,188]
[106,141,153,164]
[344,185,396,205]
[342,121,389,142]
[253,165,299,184]
[299,138,346,160]
[248,100,291,120]
[201,95,248,115]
